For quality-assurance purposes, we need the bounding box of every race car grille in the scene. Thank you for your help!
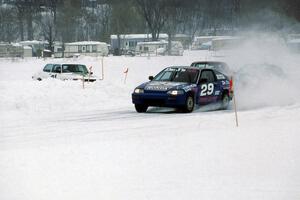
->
[143,99,165,106]
[144,90,166,94]
[144,85,168,91]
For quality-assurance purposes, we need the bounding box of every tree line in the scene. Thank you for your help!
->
[0,0,299,51]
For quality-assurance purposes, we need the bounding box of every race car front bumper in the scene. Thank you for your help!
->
[132,92,186,107]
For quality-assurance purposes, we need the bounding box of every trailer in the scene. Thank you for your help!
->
[287,39,300,53]
[0,43,23,58]
[54,41,109,58]
[110,34,168,55]
[19,40,49,57]
[191,36,216,50]
[135,40,183,56]
[211,36,241,51]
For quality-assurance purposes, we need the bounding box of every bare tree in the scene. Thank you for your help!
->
[181,0,208,43]
[135,0,168,41]
[39,11,56,51]
[97,4,112,41]
[0,6,18,42]
[163,1,185,54]
[56,0,81,43]
[283,0,300,22]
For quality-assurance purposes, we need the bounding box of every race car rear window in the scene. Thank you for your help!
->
[192,62,230,75]
[200,70,215,82]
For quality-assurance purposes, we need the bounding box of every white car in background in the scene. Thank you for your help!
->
[32,63,97,82]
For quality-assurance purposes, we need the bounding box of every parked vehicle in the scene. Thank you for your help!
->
[132,66,233,113]
[32,63,97,82]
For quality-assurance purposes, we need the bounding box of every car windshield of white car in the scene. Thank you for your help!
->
[154,68,199,83]
[43,64,53,72]
[62,65,88,74]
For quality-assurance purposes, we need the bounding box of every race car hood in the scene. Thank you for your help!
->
[143,81,190,91]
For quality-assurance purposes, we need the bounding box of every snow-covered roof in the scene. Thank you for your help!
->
[174,34,189,38]
[110,34,168,40]
[23,46,32,49]
[202,41,212,46]
[12,43,22,47]
[0,42,23,47]
[212,36,240,41]
[287,34,300,40]
[65,41,107,45]
[194,36,216,39]
[287,39,300,44]
[19,40,49,45]
[137,40,168,45]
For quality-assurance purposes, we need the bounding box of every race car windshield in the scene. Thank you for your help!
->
[153,68,199,83]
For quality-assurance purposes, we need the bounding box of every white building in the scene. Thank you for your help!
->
[0,43,23,57]
[191,36,217,50]
[54,41,109,58]
[110,34,168,55]
[23,46,33,57]
[211,36,241,51]
[287,39,300,53]
[19,40,49,57]
[135,40,184,56]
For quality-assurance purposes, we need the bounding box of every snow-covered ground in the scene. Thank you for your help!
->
[0,44,300,200]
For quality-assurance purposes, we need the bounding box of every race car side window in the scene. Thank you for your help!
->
[43,64,53,72]
[200,70,216,83]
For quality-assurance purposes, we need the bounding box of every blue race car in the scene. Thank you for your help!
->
[132,66,233,113]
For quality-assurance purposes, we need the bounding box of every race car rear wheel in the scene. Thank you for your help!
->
[135,104,148,113]
[221,93,229,110]
[183,95,194,113]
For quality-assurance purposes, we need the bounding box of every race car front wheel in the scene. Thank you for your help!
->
[135,104,148,113]
[183,95,194,113]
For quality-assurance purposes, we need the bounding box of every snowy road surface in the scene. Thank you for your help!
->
[0,48,300,200]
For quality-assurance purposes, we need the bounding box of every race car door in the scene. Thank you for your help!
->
[198,69,219,104]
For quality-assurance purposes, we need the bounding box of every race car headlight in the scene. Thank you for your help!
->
[134,88,144,94]
[167,90,184,96]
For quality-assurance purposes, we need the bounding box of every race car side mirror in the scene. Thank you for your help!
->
[199,78,208,84]
[149,76,154,81]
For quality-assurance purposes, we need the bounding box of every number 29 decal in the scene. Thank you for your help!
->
[200,83,214,96]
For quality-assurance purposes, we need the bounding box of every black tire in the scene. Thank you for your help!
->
[221,93,229,110]
[183,95,194,113]
[134,104,148,113]
[37,77,42,81]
